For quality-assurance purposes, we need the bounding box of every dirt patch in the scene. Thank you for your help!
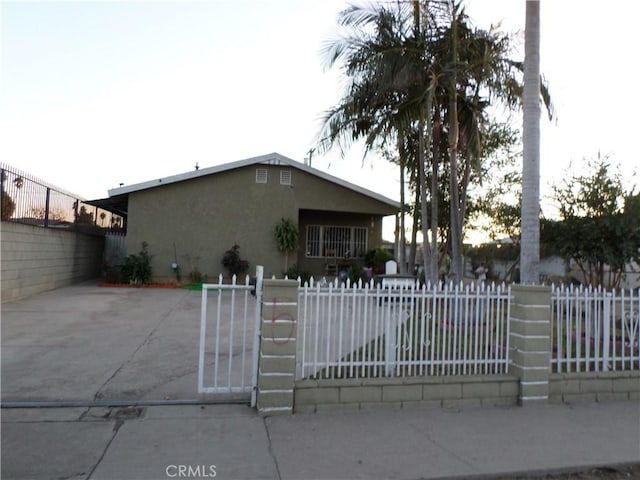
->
[497,465,640,479]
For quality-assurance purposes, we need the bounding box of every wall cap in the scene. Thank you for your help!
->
[263,279,299,288]
[511,284,552,293]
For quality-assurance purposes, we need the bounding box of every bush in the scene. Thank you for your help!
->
[284,265,310,284]
[365,246,394,274]
[121,241,152,285]
[188,267,203,283]
[221,244,249,277]
[344,264,365,285]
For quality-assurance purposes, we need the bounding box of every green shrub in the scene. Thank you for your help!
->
[121,241,152,285]
[284,265,310,284]
[189,267,203,283]
[346,264,365,285]
[221,244,249,277]
[365,246,394,274]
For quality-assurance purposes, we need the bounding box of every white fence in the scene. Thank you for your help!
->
[297,279,511,380]
[198,269,263,407]
[551,285,640,373]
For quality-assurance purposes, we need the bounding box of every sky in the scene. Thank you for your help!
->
[1,0,638,241]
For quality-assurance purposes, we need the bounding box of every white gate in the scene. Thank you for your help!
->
[198,266,263,406]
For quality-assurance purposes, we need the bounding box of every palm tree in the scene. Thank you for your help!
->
[430,2,524,282]
[318,2,436,279]
[318,0,550,284]
[520,0,541,284]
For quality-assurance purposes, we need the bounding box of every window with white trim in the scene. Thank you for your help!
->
[256,168,268,183]
[305,225,368,258]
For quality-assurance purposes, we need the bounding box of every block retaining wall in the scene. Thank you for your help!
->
[1,222,105,302]
[294,375,519,413]
[549,371,640,404]
[259,282,639,415]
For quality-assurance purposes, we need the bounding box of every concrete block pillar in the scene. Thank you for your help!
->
[256,279,298,416]
[508,285,552,405]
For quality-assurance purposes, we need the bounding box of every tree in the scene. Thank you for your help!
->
[318,1,437,278]
[436,2,534,282]
[471,123,522,281]
[520,0,541,284]
[75,205,94,225]
[1,170,16,221]
[274,218,299,272]
[541,157,639,288]
[1,190,15,221]
[318,0,549,283]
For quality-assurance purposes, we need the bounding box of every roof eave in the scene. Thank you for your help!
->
[108,152,400,211]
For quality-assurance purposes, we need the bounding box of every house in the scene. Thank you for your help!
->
[95,153,400,282]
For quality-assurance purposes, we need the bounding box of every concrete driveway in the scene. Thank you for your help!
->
[1,283,256,404]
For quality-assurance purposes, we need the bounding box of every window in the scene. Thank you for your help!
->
[280,170,292,185]
[305,225,368,258]
[256,168,268,183]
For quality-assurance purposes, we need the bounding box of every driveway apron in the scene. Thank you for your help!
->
[1,283,227,403]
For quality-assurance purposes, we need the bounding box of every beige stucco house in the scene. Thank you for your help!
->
[99,153,399,282]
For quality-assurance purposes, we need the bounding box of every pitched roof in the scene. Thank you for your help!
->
[107,152,400,209]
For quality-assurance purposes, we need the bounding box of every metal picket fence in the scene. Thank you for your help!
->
[296,279,511,380]
[551,284,640,373]
[198,268,264,407]
[1,163,123,231]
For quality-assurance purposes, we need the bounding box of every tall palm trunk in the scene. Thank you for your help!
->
[409,185,420,274]
[448,11,464,283]
[398,137,407,274]
[430,111,440,282]
[418,113,433,281]
[414,0,433,282]
[520,0,541,284]
[448,133,463,282]
[460,155,472,223]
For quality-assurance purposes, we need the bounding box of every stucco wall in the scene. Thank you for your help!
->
[1,222,105,302]
[126,164,397,282]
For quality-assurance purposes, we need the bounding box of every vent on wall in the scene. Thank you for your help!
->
[280,170,292,185]
[256,168,268,184]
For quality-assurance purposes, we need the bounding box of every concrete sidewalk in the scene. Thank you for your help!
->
[2,400,639,480]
